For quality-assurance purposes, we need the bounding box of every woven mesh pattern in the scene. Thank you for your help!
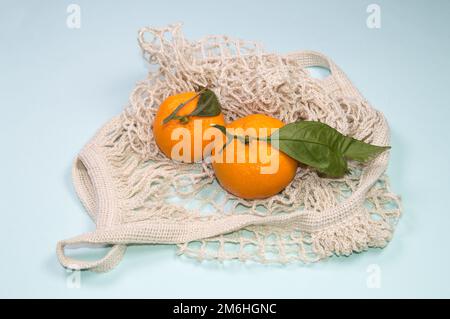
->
[57,24,401,272]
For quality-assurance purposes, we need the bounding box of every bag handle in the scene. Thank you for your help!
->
[57,239,126,272]
[286,50,336,72]
[64,154,127,272]
[285,51,363,99]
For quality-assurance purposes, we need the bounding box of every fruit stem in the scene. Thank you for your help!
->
[178,116,189,124]
[234,135,255,144]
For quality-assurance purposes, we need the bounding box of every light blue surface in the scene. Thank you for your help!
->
[1,0,449,298]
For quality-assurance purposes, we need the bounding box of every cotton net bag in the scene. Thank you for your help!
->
[57,24,401,272]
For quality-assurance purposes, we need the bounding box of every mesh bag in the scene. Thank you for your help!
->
[57,24,401,272]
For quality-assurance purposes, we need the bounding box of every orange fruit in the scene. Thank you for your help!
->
[212,114,298,200]
[153,91,226,162]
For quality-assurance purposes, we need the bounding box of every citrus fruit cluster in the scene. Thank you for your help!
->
[153,89,389,200]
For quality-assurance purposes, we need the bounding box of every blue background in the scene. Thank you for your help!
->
[1,0,449,298]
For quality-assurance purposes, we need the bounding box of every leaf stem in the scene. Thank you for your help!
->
[162,87,207,125]
[211,124,268,145]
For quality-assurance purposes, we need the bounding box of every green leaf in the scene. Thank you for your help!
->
[188,89,222,117]
[162,91,201,125]
[271,121,390,177]
[162,88,222,124]
[210,124,227,136]
[342,138,390,162]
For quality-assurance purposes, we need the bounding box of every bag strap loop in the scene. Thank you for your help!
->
[286,51,363,98]
[56,239,126,273]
